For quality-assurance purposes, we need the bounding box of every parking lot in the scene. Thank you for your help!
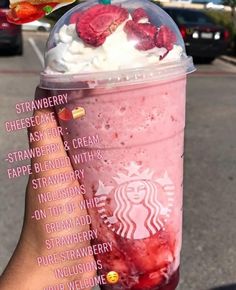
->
[0,31,236,290]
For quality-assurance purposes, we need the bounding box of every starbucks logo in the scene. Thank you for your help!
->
[95,162,175,240]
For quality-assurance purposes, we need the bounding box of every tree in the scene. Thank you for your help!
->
[223,0,236,28]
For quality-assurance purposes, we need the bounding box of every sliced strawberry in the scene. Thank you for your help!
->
[124,20,157,51]
[7,3,44,24]
[133,271,165,290]
[7,2,57,24]
[58,107,73,121]
[69,11,83,24]
[133,268,179,290]
[132,8,149,23]
[155,25,177,51]
[76,4,128,47]
[95,229,178,289]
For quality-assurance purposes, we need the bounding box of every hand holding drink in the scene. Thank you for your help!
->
[38,0,195,289]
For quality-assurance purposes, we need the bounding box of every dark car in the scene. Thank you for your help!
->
[0,0,23,55]
[164,7,229,62]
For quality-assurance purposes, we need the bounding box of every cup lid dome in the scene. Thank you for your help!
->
[40,0,195,89]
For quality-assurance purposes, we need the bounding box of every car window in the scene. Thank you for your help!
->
[0,0,9,8]
[169,10,214,25]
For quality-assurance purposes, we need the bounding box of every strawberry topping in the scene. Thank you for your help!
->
[155,25,177,51]
[69,12,83,25]
[76,4,128,47]
[96,230,178,289]
[132,8,149,23]
[124,20,158,51]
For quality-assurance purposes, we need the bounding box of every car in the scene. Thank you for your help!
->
[22,20,52,32]
[164,7,230,62]
[206,1,224,10]
[192,0,224,7]
[0,0,23,55]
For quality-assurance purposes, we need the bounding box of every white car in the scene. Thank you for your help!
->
[206,1,224,9]
[23,20,51,32]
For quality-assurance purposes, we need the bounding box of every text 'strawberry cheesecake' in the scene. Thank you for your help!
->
[39,0,195,289]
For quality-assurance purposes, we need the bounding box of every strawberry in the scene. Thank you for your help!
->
[7,2,57,24]
[155,25,177,51]
[58,107,73,121]
[132,8,149,23]
[133,268,179,290]
[96,230,176,289]
[133,271,165,290]
[76,4,128,47]
[124,20,157,51]
[69,11,83,25]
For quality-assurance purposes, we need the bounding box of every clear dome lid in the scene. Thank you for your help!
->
[40,0,195,89]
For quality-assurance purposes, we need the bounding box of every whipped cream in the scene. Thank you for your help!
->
[45,18,184,74]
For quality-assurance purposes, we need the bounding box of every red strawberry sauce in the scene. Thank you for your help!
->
[93,229,179,290]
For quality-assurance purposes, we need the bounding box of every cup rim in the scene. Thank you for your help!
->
[40,56,195,90]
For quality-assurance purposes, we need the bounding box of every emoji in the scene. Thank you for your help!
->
[72,107,86,119]
[58,106,86,121]
[106,271,119,284]
[58,107,73,121]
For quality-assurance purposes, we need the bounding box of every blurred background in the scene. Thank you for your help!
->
[0,0,236,290]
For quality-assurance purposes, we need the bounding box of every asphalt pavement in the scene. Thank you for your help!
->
[0,31,236,290]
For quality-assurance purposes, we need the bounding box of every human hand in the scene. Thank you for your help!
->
[0,105,94,290]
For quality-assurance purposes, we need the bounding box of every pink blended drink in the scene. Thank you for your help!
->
[40,0,195,289]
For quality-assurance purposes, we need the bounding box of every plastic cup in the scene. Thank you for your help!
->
[39,0,195,289]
